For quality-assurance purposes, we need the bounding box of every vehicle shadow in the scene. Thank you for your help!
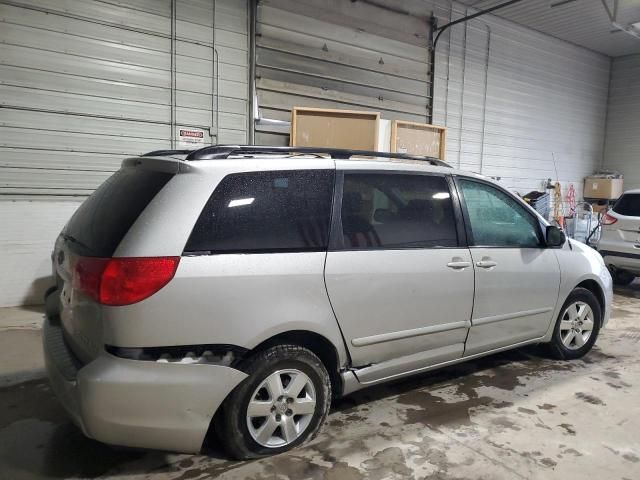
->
[22,276,54,311]
[0,377,229,479]
[0,345,614,478]
[331,345,552,415]
[613,279,640,300]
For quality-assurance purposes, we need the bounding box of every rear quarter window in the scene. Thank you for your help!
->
[613,194,640,217]
[185,170,335,253]
[64,167,174,257]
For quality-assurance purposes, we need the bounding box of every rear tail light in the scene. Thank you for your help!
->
[73,257,180,306]
[601,212,618,225]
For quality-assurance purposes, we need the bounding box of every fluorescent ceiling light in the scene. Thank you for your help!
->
[228,198,255,207]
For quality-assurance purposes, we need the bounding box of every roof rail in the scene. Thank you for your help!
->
[142,149,195,157]
[181,145,450,167]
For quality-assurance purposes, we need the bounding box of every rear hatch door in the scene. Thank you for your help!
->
[53,160,177,363]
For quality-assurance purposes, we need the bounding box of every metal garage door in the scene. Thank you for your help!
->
[0,0,248,196]
[254,0,432,145]
[0,0,249,307]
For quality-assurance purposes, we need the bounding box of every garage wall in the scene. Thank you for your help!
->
[252,0,610,201]
[602,54,640,190]
[0,200,81,307]
[0,0,249,307]
[431,2,611,199]
[254,0,432,145]
[0,0,615,307]
[1,0,249,195]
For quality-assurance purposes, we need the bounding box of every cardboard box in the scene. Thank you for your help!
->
[391,120,447,159]
[583,177,623,200]
[290,107,379,150]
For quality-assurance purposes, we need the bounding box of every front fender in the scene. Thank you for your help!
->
[544,240,613,340]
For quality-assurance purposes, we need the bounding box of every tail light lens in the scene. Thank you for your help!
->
[73,257,180,306]
[601,212,618,225]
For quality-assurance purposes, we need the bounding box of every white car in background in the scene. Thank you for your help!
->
[598,189,640,285]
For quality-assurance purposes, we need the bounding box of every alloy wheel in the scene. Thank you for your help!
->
[246,369,317,448]
[559,301,594,350]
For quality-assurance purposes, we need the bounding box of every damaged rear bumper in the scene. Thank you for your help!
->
[42,316,247,453]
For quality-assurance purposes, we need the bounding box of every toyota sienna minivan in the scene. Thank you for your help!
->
[43,145,612,459]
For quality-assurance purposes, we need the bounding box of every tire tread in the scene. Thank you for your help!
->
[216,344,331,459]
[546,287,601,360]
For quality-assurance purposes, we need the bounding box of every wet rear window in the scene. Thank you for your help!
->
[185,170,334,254]
[613,194,640,217]
[63,167,173,256]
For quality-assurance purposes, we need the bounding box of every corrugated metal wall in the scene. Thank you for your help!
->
[0,0,616,306]
[1,0,248,195]
[431,2,610,201]
[0,200,81,307]
[0,0,249,306]
[254,0,432,146]
[252,0,610,204]
[603,54,640,190]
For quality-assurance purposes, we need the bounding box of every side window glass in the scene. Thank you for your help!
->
[459,179,542,247]
[613,194,640,216]
[339,173,458,250]
[185,170,334,253]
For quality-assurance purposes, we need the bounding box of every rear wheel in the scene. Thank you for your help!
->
[217,345,331,459]
[546,287,601,360]
[611,268,635,286]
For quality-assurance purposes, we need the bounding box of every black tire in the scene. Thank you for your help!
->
[546,287,601,360]
[44,286,60,318]
[611,268,635,286]
[217,345,331,459]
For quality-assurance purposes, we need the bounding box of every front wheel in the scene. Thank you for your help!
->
[546,287,601,360]
[217,345,331,459]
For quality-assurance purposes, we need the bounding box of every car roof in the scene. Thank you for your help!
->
[135,145,498,179]
[137,152,486,181]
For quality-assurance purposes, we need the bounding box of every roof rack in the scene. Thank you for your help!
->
[142,145,450,168]
[142,149,195,157]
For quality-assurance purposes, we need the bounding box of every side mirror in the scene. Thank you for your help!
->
[546,225,566,248]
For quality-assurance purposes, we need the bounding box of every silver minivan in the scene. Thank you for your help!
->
[43,146,612,459]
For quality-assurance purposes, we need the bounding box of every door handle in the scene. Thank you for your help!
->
[476,260,497,269]
[447,261,471,270]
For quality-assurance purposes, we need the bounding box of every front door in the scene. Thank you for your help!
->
[324,171,474,384]
[456,177,561,356]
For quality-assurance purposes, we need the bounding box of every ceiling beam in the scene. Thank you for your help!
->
[601,0,640,41]
[600,0,616,22]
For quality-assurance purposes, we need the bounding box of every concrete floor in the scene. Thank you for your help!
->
[1,288,639,480]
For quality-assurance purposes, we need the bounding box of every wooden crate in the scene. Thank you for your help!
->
[290,107,380,150]
[390,120,447,159]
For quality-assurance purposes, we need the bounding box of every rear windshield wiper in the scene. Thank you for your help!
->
[60,233,91,251]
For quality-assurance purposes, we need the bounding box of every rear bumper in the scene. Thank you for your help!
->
[42,316,247,453]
